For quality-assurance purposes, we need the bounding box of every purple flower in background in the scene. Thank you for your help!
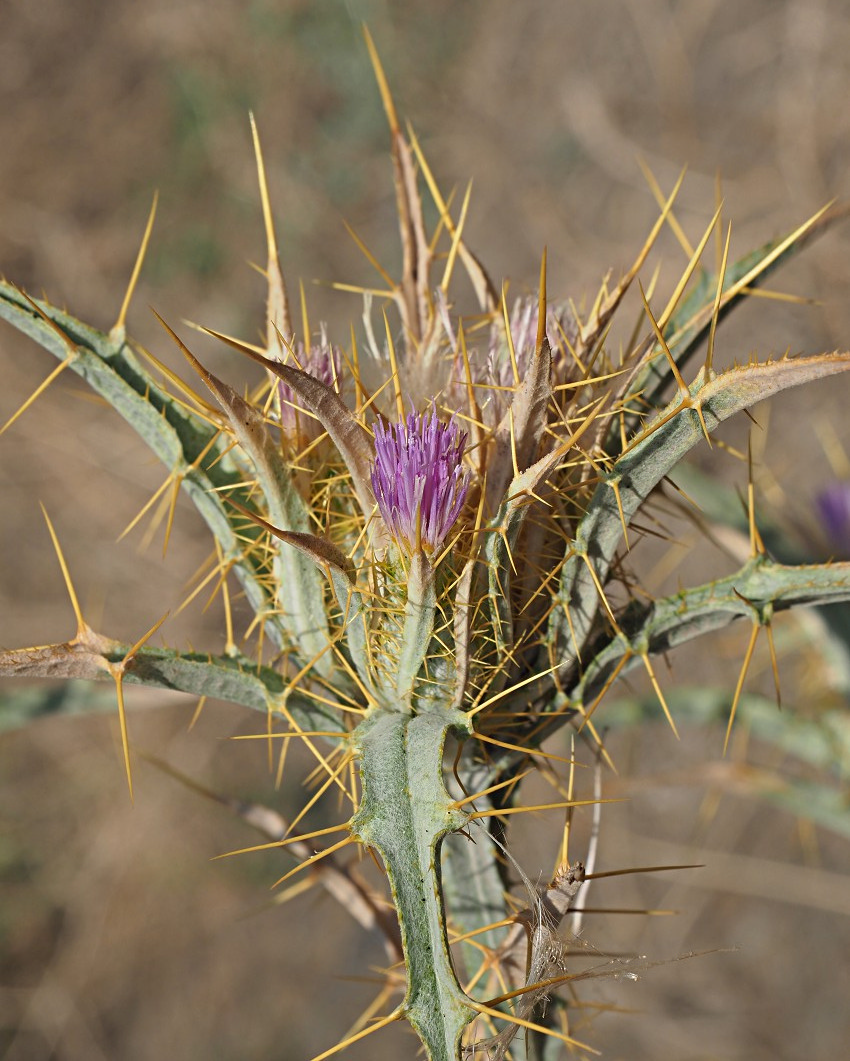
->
[371,408,470,555]
[277,328,342,442]
[442,295,579,426]
[816,481,850,558]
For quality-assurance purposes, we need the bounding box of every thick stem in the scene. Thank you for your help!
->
[352,709,473,1060]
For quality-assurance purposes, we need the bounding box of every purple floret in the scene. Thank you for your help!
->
[277,330,342,441]
[370,408,470,555]
[816,481,850,558]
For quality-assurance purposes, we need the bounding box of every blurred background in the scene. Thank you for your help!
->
[1,1,849,1058]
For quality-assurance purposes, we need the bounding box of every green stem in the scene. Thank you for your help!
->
[352,709,473,1060]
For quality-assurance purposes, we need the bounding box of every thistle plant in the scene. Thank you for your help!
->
[3,34,850,1061]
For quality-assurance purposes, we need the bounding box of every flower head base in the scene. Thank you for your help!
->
[371,408,470,556]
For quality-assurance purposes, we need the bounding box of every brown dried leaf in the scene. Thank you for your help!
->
[0,625,118,681]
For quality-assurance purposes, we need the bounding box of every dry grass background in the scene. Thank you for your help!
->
[2,1,850,1058]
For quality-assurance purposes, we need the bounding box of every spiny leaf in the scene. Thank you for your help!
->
[553,352,850,662]
[611,203,850,451]
[0,631,348,737]
[0,283,291,649]
[226,498,374,690]
[574,555,850,705]
[167,322,336,672]
[266,527,357,585]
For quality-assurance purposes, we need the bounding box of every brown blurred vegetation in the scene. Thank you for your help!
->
[2,1,849,1058]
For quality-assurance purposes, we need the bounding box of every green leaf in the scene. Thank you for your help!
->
[0,284,291,651]
[440,754,513,964]
[552,353,850,664]
[481,555,850,784]
[173,334,335,674]
[669,461,850,693]
[611,204,850,451]
[0,629,346,737]
[575,555,850,709]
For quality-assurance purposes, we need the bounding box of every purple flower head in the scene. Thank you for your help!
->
[816,481,850,558]
[277,328,342,442]
[445,296,579,426]
[370,408,470,555]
